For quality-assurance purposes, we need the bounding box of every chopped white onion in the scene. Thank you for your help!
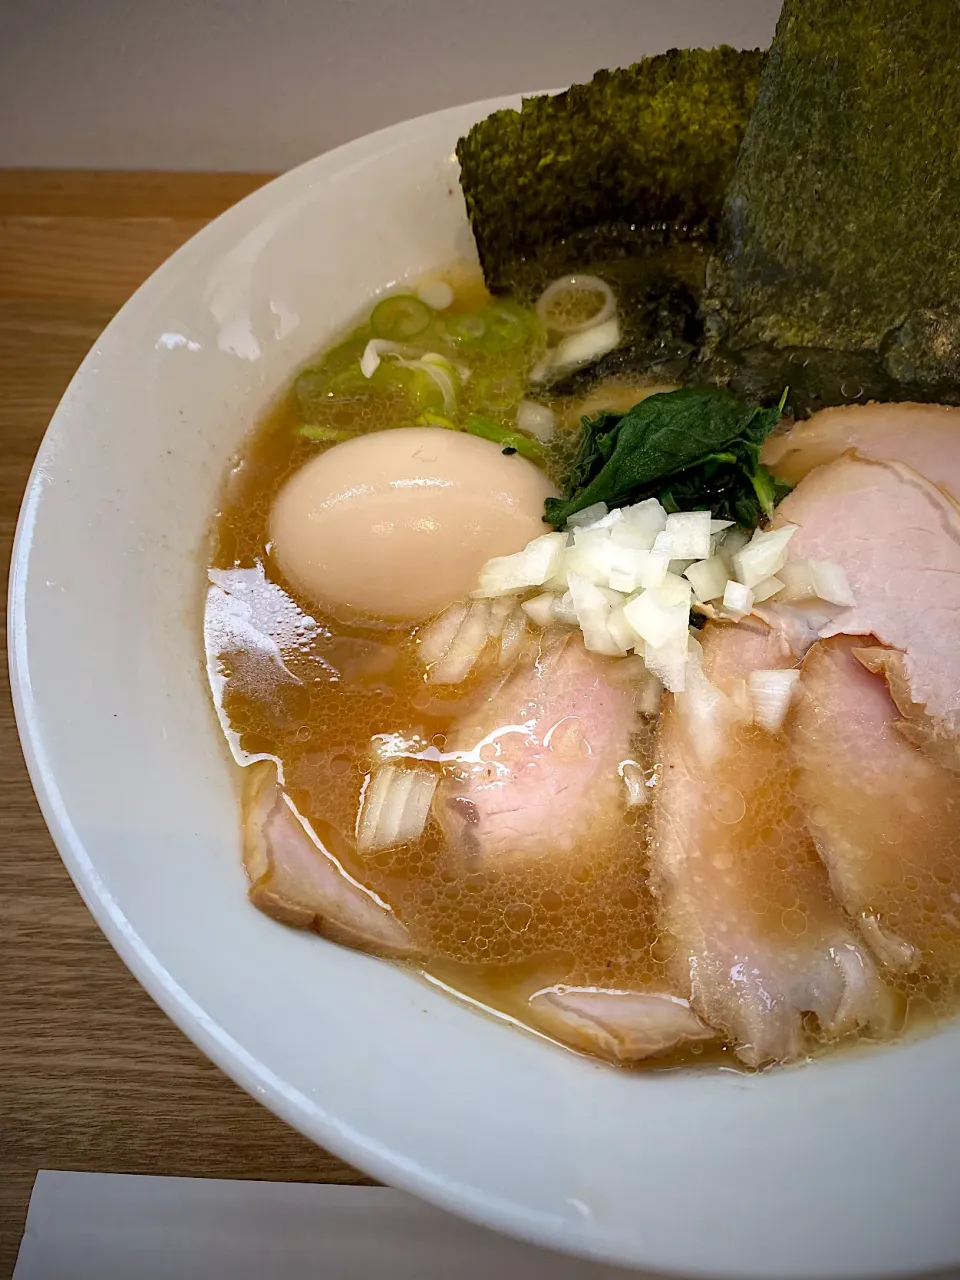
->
[499,607,528,666]
[607,604,639,653]
[465,500,805,677]
[487,593,519,639]
[752,574,785,603]
[638,550,670,590]
[732,524,798,588]
[722,579,754,619]
[418,601,469,664]
[657,572,694,608]
[623,589,689,650]
[664,510,712,560]
[371,768,417,848]
[357,763,438,852]
[777,557,856,609]
[360,338,403,378]
[567,573,625,655]
[428,599,490,683]
[565,501,609,529]
[676,642,751,769]
[808,559,857,607]
[651,529,674,558]
[714,524,751,567]
[563,534,617,588]
[355,764,393,850]
[608,569,635,594]
[474,532,567,596]
[644,635,689,693]
[414,353,458,415]
[587,507,625,530]
[747,668,802,734]
[551,317,621,374]
[776,558,818,603]
[535,274,617,335]
[615,498,667,543]
[397,768,439,843]
[571,526,610,549]
[516,400,556,442]
[684,555,728,603]
[554,591,579,625]
[611,546,653,590]
[619,760,650,808]
[567,531,670,595]
[528,355,552,384]
[521,592,559,628]
[416,279,455,310]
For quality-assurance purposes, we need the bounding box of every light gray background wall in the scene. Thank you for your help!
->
[0,0,781,171]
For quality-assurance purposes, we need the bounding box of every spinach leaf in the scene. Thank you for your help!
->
[544,387,790,528]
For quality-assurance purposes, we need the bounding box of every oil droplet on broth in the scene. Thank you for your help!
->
[710,784,746,825]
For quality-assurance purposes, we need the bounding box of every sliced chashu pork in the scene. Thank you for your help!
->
[527,986,712,1064]
[792,637,960,973]
[762,401,960,498]
[439,636,711,1060]
[437,636,637,867]
[772,455,960,752]
[652,621,893,1066]
[242,760,417,958]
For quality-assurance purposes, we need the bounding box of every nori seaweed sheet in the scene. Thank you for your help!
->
[702,0,960,413]
[456,47,765,295]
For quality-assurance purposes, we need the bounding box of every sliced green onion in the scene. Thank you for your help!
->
[442,311,488,345]
[471,370,526,410]
[416,410,459,430]
[464,413,545,463]
[370,295,432,342]
[535,274,616,335]
[484,300,542,350]
[442,300,541,352]
[297,424,355,443]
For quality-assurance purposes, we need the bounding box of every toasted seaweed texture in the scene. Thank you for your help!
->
[456,47,764,294]
[703,0,960,413]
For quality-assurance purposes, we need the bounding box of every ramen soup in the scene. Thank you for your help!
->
[205,266,960,1069]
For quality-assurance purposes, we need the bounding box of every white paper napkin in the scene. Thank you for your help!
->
[13,1171,649,1279]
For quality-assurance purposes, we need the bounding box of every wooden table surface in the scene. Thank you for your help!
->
[0,170,370,1278]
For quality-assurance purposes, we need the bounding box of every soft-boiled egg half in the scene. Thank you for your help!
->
[269,428,557,622]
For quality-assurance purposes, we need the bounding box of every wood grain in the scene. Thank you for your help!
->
[0,171,370,1280]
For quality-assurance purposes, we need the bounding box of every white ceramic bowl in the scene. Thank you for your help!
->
[10,97,960,1279]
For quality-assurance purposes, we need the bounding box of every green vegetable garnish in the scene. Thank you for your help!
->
[297,424,355,443]
[481,301,542,351]
[442,312,488,344]
[464,413,546,464]
[370,295,432,342]
[416,410,459,430]
[544,387,790,529]
[443,301,541,352]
